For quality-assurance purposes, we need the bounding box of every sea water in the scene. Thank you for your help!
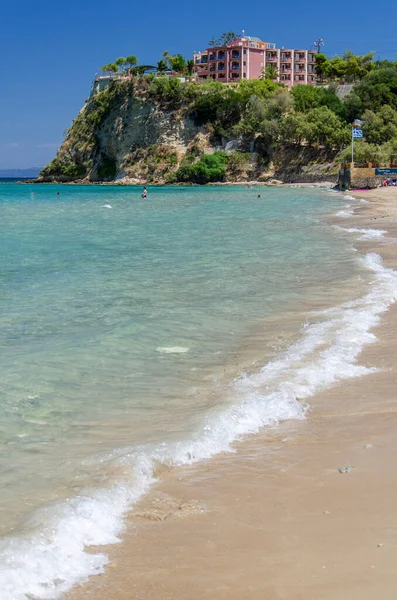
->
[0,184,395,600]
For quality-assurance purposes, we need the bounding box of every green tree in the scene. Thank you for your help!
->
[101,63,118,76]
[342,50,375,82]
[343,63,397,119]
[115,57,127,72]
[291,84,347,119]
[239,79,279,101]
[208,36,219,47]
[261,64,278,81]
[157,59,168,73]
[186,59,195,79]
[362,105,397,144]
[162,50,170,69]
[126,55,138,69]
[314,53,329,82]
[108,63,119,76]
[281,106,350,151]
[169,54,186,73]
[219,32,238,46]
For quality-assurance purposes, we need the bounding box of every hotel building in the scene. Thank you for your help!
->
[193,36,317,87]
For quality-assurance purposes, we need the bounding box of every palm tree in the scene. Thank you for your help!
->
[220,32,238,46]
[162,50,171,70]
[157,59,168,73]
[261,64,278,80]
[169,54,186,74]
[186,59,194,80]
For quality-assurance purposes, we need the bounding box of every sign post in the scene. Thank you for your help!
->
[352,122,363,167]
[351,124,363,165]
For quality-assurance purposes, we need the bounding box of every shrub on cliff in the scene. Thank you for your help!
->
[175,151,228,184]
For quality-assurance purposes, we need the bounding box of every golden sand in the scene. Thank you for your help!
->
[65,187,397,600]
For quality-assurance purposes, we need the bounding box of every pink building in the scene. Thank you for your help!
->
[193,36,317,87]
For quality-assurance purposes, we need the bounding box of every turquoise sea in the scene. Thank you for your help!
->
[1,183,395,600]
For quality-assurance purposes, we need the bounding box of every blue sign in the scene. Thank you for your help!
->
[375,168,397,175]
[352,128,363,138]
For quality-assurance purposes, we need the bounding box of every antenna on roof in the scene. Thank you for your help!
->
[313,38,324,54]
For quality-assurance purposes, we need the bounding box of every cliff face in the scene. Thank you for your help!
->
[39,78,339,185]
[40,79,205,183]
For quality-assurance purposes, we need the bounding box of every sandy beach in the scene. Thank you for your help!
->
[65,187,397,600]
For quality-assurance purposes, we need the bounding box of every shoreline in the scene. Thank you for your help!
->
[63,187,397,600]
[19,179,338,188]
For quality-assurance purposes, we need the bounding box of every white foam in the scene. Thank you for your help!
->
[336,209,354,217]
[339,227,386,241]
[156,346,190,354]
[2,253,397,600]
[343,194,355,200]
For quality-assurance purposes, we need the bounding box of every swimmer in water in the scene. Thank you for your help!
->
[141,186,147,199]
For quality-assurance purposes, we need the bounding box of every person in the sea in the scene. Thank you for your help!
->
[258,194,261,199]
[142,187,147,199]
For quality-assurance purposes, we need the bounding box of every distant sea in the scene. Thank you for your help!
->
[0,178,33,184]
[0,183,393,600]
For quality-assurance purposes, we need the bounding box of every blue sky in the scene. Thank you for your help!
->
[1,0,396,168]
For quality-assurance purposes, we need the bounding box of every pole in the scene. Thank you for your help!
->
[351,127,354,166]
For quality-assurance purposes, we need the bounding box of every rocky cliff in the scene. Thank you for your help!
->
[39,77,339,185]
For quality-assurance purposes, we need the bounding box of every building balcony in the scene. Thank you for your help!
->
[217,52,225,59]
[295,56,306,62]
[209,55,216,61]
[267,55,278,61]
[281,55,292,61]
[281,68,292,73]
[218,65,226,70]
[231,52,241,59]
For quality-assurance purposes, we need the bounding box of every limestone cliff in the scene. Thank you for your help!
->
[39,78,339,185]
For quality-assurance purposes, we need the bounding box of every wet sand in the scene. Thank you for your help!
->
[65,188,397,600]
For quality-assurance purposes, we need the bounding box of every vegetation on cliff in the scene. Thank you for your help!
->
[40,54,397,183]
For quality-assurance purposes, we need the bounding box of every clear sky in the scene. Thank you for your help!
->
[1,0,396,169]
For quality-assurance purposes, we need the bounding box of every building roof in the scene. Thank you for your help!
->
[242,36,262,42]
